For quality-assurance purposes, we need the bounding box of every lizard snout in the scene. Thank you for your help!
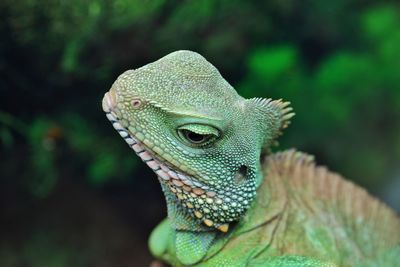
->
[102,87,117,112]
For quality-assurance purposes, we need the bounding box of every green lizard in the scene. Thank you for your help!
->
[102,50,400,266]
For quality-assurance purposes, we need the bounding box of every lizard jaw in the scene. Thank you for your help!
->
[102,90,258,233]
[102,108,231,232]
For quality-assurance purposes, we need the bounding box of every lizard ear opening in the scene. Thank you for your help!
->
[246,97,295,148]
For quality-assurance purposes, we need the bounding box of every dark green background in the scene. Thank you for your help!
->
[1,1,399,266]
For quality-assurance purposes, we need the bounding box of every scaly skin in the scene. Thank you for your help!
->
[102,51,400,266]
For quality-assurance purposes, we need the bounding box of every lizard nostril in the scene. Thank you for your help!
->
[234,165,248,185]
[131,98,142,109]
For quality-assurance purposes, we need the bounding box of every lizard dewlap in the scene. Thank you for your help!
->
[102,50,400,267]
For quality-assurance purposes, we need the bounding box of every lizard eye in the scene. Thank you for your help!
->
[182,130,210,144]
[177,124,219,147]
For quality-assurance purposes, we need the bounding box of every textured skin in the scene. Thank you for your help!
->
[102,51,400,266]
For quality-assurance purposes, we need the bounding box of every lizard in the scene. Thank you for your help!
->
[101,50,400,266]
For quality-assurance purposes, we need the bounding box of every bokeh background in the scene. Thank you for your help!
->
[1,1,399,266]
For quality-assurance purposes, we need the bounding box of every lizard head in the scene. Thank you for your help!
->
[102,50,293,233]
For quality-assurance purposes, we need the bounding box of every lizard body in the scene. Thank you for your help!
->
[102,50,400,266]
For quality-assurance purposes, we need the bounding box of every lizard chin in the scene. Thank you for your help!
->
[102,95,254,233]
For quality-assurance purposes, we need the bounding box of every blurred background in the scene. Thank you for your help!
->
[1,1,399,266]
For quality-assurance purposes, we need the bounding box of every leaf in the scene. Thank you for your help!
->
[248,46,298,83]
[88,153,118,186]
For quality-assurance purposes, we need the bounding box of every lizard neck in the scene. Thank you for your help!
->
[160,182,211,232]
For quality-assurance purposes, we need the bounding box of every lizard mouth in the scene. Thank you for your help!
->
[102,93,240,232]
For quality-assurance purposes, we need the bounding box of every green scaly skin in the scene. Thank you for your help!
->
[102,51,400,266]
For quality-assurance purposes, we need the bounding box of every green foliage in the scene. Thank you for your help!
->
[88,153,119,185]
[27,118,58,198]
[249,46,298,82]
[362,6,399,41]
[239,4,400,190]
